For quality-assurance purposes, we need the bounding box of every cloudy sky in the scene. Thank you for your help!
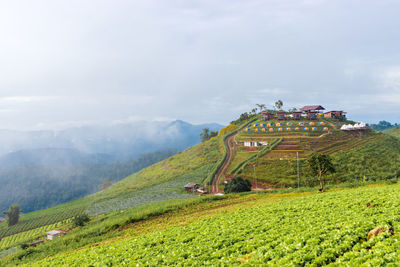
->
[0,0,399,130]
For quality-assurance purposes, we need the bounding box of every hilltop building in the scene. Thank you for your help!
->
[261,112,274,121]
[300,105,325,113]
[276,112,287,121]
[291,111,303,120]
[324,111,346,119]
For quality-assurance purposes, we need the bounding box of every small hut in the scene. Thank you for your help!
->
[184,183,200,192]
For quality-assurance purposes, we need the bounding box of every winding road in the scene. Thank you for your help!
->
[211,131,240,194]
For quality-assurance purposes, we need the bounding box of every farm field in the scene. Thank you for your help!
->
[27,183,400,266]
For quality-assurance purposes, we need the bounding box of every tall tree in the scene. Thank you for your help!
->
[200,128,210,142]
[256,104,266,112]
[274,100,283,110]
[3,204,22,226]
[307,153,335,192]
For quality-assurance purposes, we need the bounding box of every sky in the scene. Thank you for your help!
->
[0,0,400,130]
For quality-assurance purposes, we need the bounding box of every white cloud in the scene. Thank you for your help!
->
[380,66,400,91]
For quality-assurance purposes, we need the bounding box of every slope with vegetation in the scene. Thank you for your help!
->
[385,126,400,138]
[7,183,400,266]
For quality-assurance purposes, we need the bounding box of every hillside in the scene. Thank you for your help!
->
[385,126,400,138]
[224,116,400,189]
[5,184,400,265]
[1,113,400,264]
[0,119,223,214]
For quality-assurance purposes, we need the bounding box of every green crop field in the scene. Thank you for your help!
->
[27,184,400,266]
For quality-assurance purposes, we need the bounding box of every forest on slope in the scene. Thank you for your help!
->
[0,149,177,214]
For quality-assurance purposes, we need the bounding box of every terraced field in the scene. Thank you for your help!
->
[30,184,400,266]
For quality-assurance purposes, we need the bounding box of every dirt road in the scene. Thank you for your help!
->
[211,132,238,193]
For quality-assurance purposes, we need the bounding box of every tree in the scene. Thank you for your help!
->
[200,128,210,142]
[209,131,218,138]
[200,128,218,142]
[306,153,335,192]
[224,177,252,193]
[72,214,90,227]
[251,108,258,114]
[288,107,297,113]
[3,204,22,226]
[274,100,283,110]
[256,104,266,112]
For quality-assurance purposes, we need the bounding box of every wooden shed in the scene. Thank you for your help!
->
[184,183,200,192]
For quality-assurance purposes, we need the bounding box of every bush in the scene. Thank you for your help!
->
[224,177,252,193]
[72,214,90,227]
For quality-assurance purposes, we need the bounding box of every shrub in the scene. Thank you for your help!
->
[224,177,252,193]
[72,214,90,227]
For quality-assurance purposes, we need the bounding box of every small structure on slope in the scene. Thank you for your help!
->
[244,141,268,147]
[184,183,200,192]
[47,230,65,240]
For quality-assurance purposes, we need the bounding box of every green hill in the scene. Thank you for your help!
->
[385,126,400,138]
[1,113,400,264]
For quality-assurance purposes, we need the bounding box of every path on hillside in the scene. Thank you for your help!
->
[211,132,239,194]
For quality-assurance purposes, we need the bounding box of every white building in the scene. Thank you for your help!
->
[244,141,268,147]
[340,122,368,131]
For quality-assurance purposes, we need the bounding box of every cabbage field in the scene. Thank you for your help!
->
[32,184,400,266]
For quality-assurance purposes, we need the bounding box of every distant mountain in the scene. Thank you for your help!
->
[0,120,224,161]
[0,120,224,213]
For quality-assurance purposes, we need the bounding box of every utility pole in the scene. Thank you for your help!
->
[297,151,300,188]
[253,164,258,190]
